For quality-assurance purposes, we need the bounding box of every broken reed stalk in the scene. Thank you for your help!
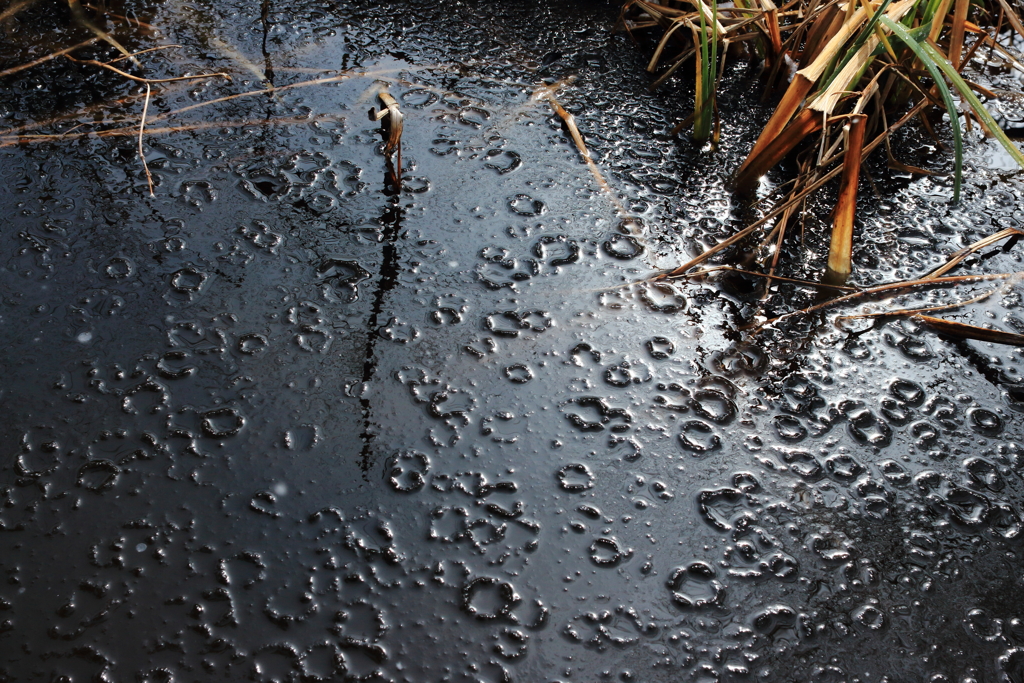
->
[733,107,822,188]
[369,91,403,188]
[824,112,866,284]
[913,314,1024,345]
[546,97,591,159]
[546,94,628,216]
[625,0,1024,299]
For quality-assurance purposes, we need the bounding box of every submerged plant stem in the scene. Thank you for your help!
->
[67,0,140,66]
[0,38,99,79]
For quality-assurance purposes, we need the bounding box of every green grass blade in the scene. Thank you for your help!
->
[880,15,963,201]
[919,39,1024,171]
[709,0,718,131]
[921,0,944,24]
[822,0,895,89]
[694,0,716,140]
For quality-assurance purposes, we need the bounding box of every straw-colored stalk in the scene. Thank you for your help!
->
[825,113,866,284]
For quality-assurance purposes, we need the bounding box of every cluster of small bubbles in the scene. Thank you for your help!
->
[508,194,545,216]
[385,451,430,492]
[557,463,595,492]
[503,363,534,383]
[638,282,687,313]
[475,233,581,289]
[561,396,632,432]
[602,233,644,259]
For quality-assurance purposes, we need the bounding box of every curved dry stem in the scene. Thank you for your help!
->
[106,45,183,65]
[138,83,154,196]
[924,227,1024,279]
[750,272,1021,333]
[834,287,999,323]
[1,115,336,147]
[65,54,230,83]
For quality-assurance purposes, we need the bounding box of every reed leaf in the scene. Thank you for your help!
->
[914,315,1024,345]
[879,15,964,200]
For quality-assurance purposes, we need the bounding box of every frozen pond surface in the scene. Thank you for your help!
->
[4,1,1024,681]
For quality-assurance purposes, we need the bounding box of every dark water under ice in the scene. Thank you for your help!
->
[4,1,1024,681]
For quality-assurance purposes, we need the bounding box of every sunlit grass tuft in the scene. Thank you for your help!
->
[624,0,1024,336]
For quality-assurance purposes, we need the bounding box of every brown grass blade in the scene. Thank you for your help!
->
[634,0,689,22]
[799,2,843,67]
[734,73,815,181]
[798,5,868,81]
[68,0,140,67]
[809,0,916,115]
[734,107,822,188]
[825,113,867,284]
[925,227,1024,278]
[929,0,955,41]
[836,287,997,321]
[733,0,876,171]
[914,315,1024,345]
[752,272,1020,332]
[808,38,876,114]
[950,0,969,71]
[547,97,590,160]
[887,154,934,175]
[760,0,784,57]
[995,0,1024,42]
[648,17,689,71]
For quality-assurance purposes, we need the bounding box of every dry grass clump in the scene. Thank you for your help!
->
[621,0,1024,342]
[622,0,1024,277]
